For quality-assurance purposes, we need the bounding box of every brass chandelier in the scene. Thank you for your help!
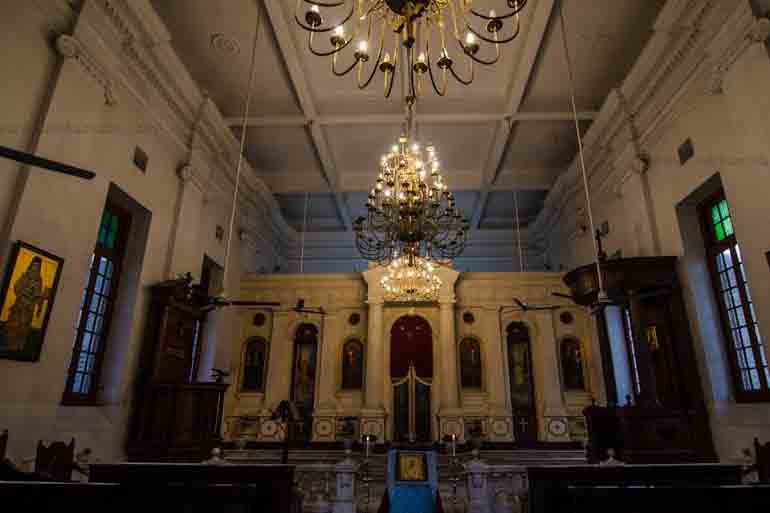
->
[353,129,469,264]
[381,255,442,301]
[295,0,528,98]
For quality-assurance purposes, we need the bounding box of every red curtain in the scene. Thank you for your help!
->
[390,316,433,378]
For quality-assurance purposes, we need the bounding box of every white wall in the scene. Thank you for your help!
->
[0,1,279,465]
[544,5,770,462]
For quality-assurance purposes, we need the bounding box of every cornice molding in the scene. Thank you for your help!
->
[66,0,295,260]
[533,0,758,245]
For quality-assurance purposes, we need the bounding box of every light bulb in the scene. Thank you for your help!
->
[383,52,391,63]
[311,5,320,13]
[465,32,476,45]
[358,40,368,53]
[391,145,399,153]
[489,9,496,18]
[334,26,345,37]
[418,52,426,63]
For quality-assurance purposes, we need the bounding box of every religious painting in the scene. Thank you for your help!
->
[459,337,483,389]
[560,337,586,391]
[291,324,319,442]
[507,322,537,441]
[341,338,364,389]
[396,452,428,482]
[0,242,63,362]
[241,336,268,392]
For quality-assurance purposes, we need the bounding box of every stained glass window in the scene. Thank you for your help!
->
[702,193,769,401]
[63,202,131,404]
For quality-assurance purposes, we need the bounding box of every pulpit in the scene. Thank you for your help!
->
[127,276,228,461]
[564,257,716,463]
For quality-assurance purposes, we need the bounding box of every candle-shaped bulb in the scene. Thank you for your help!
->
[418,52,426,63]
[311,4,320,13]
[334,25,344,37]
[383,52,391,63]
[465,32,476,45]
[358,40,368,53]
[489,9,496,18]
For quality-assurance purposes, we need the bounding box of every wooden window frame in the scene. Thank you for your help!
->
[698,190,770,402]
[62,201,131,406]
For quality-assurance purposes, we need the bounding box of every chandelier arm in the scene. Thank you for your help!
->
[383,39,397,98]
[468,0,527,21]
[464,16,521,45]
[457,36,502,66]
[303,0,347,8]
[332,51,361,76]
[308,31,354,57]
[448,55,474,86]
[357,18,386,89]
[425,44,448,96]
[294,2,355,33]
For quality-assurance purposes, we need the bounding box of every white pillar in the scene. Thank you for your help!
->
[166,164,204,278]
[481,307,507,412]
[533,311,569,441]
[364,300,384,410]
[317,310,340,410]
[439,300,460,410]
[264,311,293,408]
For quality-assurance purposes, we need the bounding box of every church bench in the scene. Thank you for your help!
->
[567,484,770,513]
[0,481,266,512]
[527,464,743,513]
[89,463,294,511]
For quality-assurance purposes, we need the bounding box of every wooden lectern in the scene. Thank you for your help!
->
[127,276,228,461]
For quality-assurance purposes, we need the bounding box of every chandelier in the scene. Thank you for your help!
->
[353,132,469,264]
[381,256,442,301]
[295,0,528,98]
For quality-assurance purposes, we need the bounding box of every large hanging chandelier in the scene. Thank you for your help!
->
[295,0,528,98]
[353,131,469,264]
[381,256,442,302]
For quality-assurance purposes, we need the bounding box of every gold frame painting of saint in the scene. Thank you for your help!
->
[0,242,64,361]
[396,452,428,482]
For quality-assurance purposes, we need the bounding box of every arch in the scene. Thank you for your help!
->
[560,336,587,391]
[341,337,364,390]
[458,336,483,389]
[240,336,268,392]
[390,315,433,378]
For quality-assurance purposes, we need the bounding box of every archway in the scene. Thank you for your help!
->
[390,315,433,442]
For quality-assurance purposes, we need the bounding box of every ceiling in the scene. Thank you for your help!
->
[152,0,665,235]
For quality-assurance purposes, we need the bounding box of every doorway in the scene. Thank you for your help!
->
[390,315,433,442]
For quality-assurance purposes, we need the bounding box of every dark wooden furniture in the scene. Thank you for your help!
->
[564,257,715,463]
[0,481,271,513]
[567,485,770,513]
[528,464,743,513]
[35,439,75,481]
[0,430,6,461]
[756,438,770,483]
[90,462,294,512]
[127,277,228,461]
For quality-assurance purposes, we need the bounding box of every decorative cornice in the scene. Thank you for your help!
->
[55,34,118,106]
[533,0,755,245]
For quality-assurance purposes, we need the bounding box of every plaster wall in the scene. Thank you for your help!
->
[545,32,770,461]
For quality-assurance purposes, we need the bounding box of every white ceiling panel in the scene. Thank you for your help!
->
[237,126,322,175]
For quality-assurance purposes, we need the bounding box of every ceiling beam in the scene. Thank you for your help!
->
[224,111,598,127]
[262,0,352,230]
[470,0,557,228]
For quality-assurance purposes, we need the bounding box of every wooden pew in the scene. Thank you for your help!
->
[527,464,742,513]
[756,438,770,483]
[0,430,7,461]
[90,462,294,512]
[568,485,770,513]
[0,481,266,513]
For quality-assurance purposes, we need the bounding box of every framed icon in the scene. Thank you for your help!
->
[396,452,428,482]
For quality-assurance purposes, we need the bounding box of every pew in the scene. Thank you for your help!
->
[756,438,770,483]
[568,485,770,513]
[90,462,294,512]
[0,481,266,513]
[527,464,743,513]
[0,430,7,461]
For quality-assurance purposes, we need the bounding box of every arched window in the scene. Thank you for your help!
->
[241,337,267,392]
[459,338,483,389]
[341,338,364,390]
[560,337,586,391]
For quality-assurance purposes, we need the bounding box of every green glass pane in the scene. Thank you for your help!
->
[711,206,721,225]
[97,212,111,246]
[715,223,726,241]
[723,217,734,237]
[719,199,730,219]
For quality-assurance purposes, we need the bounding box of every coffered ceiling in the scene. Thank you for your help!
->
[152,0,665,235]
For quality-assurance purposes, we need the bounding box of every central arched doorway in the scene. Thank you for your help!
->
[390,315,433,442]
[507,321,537,443]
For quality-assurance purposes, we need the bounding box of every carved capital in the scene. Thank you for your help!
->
[55,34,79,59]
[178,163,195,183]
[55,34,118,106]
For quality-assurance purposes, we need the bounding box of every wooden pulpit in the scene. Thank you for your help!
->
[127,276,228,461]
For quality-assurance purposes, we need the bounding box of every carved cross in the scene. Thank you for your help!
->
[518,417,529,432]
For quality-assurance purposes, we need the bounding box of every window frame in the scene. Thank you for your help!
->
[698,190,770,402]
[62,201,131,406]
